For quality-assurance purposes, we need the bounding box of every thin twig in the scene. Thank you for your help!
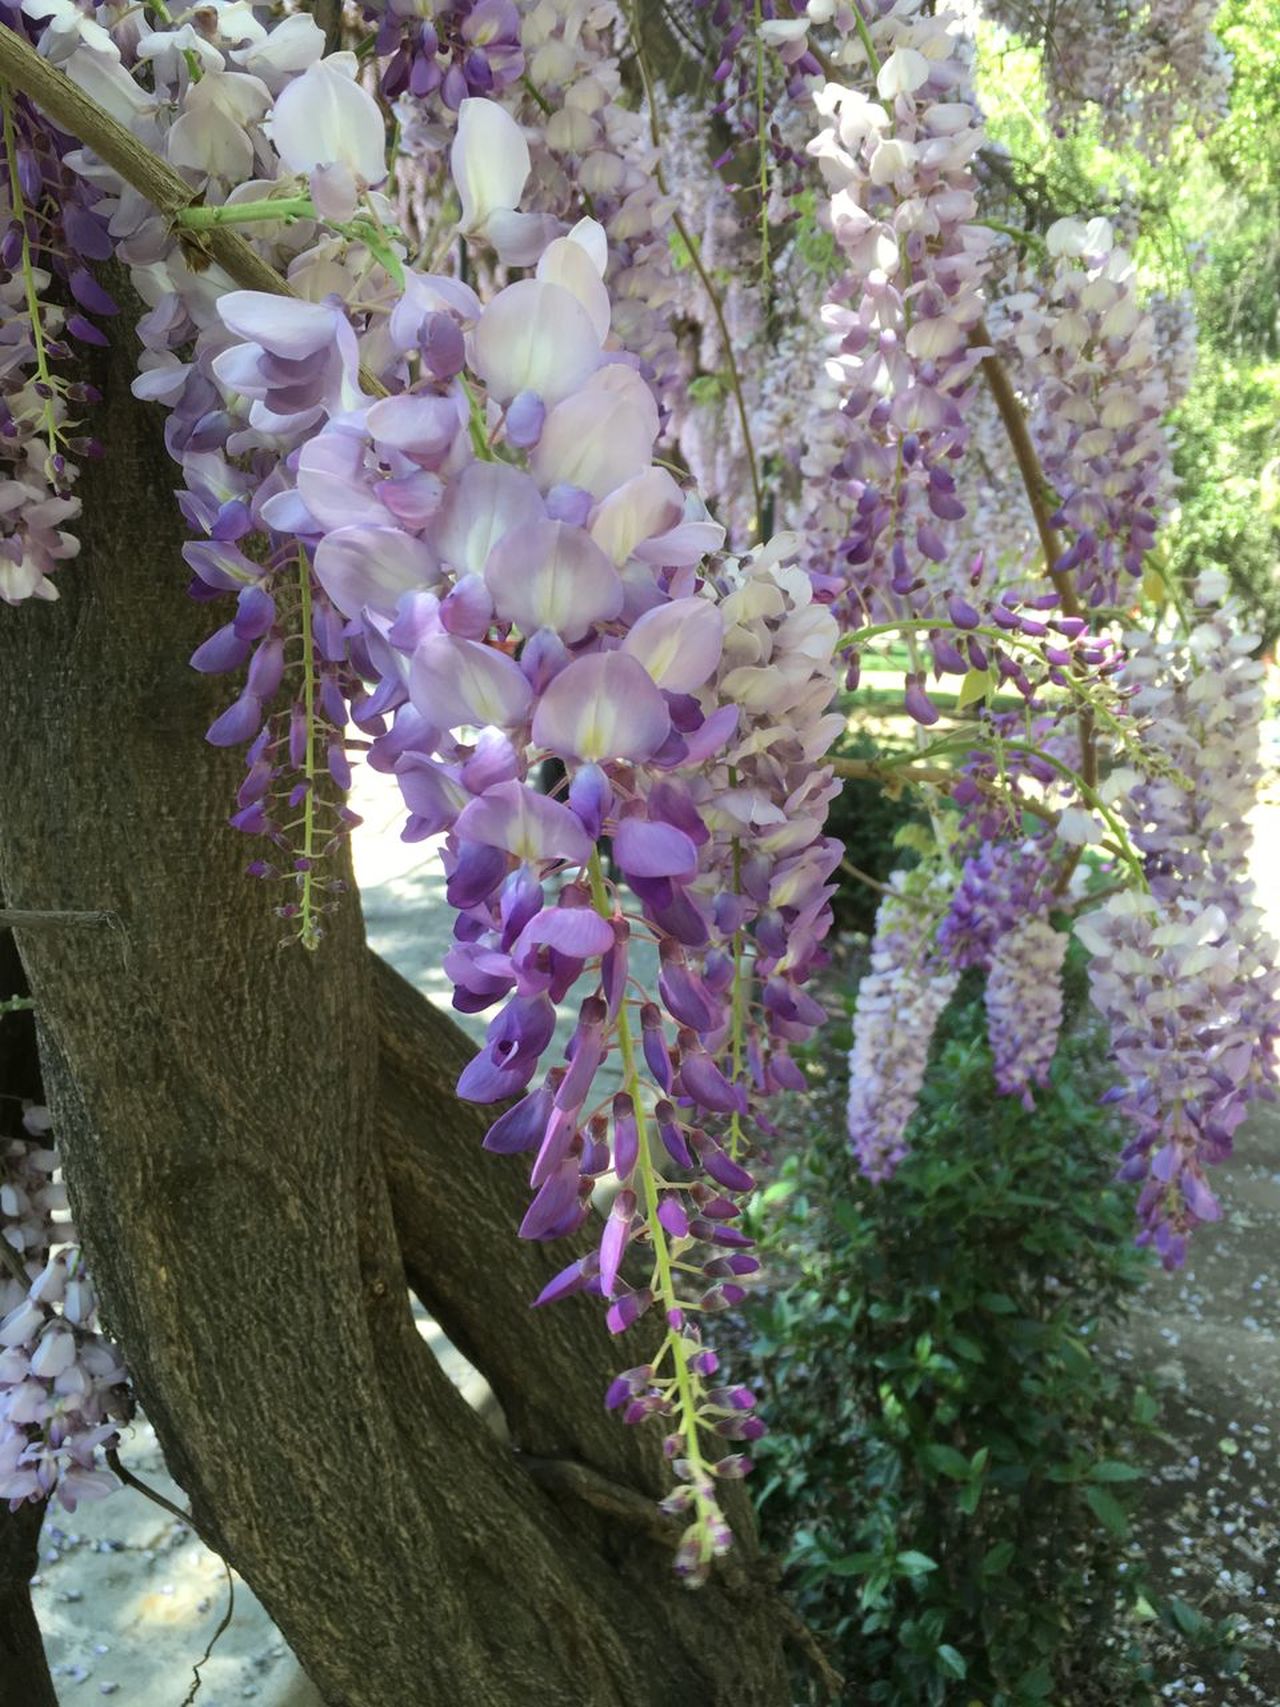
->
[972,322,1075,617]
[832,754,1060,828]
[622,1,766,537]
[0,908,115,930]
[0,1236,29,1287]
[178,1563,235,1707]
[840,859,897,898]
[971,320,1098,887]
[521,1453,677,1546]
[105,1446,220,1548]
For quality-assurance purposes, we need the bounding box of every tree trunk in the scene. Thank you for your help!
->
[0,300,792,1703]
[0,930,57,1707]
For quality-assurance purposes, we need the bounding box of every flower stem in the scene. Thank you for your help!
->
[2,88,60,469]
[586,850,718,1568]
[176,196,316,227]
[296,553,320,951]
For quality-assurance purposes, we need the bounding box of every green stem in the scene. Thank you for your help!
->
[296,553,320,952]
[176,196,317,228]
[586,851,718,1563]
[849,2,883,76]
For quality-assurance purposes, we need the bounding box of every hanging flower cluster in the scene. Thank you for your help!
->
[797,0,999,632]
[0,55,114,604]
[1077,573,1280,1262]
[936,837,1050,970]
[847,866,958,1181]
[1,1103,130,1512]
[1033,0,1231,153]
[32,14,401,942]
[1,0,1274,1592]
[984,915,1068,1108]
[371,0,525,109]
[1076,893,1253,1269]
[154,81,836,1568]
[994,217,1173,607]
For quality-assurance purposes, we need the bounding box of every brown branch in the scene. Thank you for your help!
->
[0,25,385,394]
[972,321,1078,619]
[0,26,288,294]
[622,1,766,536]
[521,1452,844,1702]
[0,908,114,930]
[0,1237,28,1287]
[971,321,1098,825]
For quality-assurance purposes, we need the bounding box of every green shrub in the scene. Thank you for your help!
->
[742,969,1163,1705]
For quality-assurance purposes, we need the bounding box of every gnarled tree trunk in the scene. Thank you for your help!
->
[0,300,793,1703]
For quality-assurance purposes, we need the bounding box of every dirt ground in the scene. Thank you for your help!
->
[1117,1105,1280,1703]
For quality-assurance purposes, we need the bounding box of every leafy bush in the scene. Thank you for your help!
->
[741,964,1164,1705]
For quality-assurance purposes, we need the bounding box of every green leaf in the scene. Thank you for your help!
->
[1085,1485,1131,1538]
[955,667,995,710]
[895,1550,939,1576]
[687,373,725,404]
[948,1333,985,1362]
[828,1552,880,1576]
[1020,1661,1054,1698]
[983,1541,1015,1576]
[1089,1460,1143,1483]
[937,1644,968,1680]
[978,1292,1017,1314]
[956,1480,983,1516]
[921,1443,972,1479]
[1167,1596,1209,1639]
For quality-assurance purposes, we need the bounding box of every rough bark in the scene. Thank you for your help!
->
[0,301,791,1703]
[0,930,57,1707]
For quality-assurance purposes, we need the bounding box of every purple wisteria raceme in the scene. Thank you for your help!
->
[1020,0,1232,153]
[1076,893,1254,1270]
[133,82,840,1573]
[0,58,114,604]
[1,1103,130,1512]
[984,915,1068,1109]
[993,217,1173,608]
[797,1,998,635]
[1078,573,1280,1262]
[848,867,958,1181]
[936,836,1049,970]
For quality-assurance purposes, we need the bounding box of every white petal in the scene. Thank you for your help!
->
[271,57,387,186]
[530,365,658,498]
[452,97,531,233]
[472,280,601,406]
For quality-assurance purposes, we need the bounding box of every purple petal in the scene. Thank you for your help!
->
[532,652,670,763]
[515,905,615,961]
[314,525,438,618]
[409,633,533,730]
[614,817,699,880]
[455,781,593,865]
